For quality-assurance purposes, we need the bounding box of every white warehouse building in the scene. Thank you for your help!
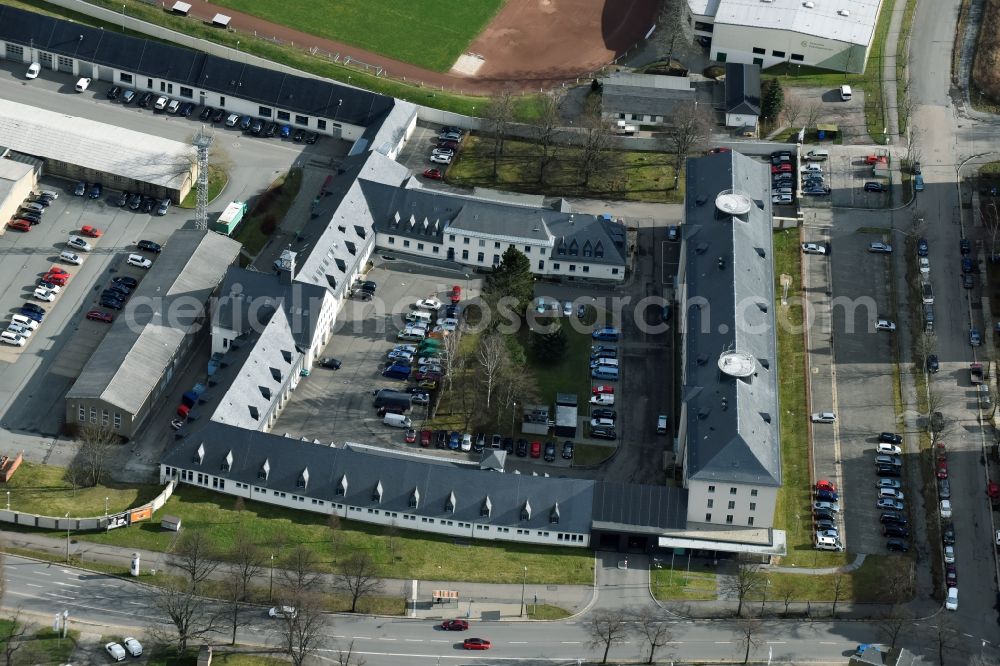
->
[689,0,884,74]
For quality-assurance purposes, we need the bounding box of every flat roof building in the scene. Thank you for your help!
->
[599,72,695,128]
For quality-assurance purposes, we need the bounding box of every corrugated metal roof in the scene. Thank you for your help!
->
[713,0,882,47]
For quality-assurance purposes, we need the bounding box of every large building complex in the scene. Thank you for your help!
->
[689,0,884,73]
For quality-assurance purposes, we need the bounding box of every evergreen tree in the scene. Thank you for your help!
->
[484,247,534,315]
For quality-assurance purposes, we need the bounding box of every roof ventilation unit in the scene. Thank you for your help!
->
[715,189,753,216]
[718,351,757,377]
[838,8,850,15]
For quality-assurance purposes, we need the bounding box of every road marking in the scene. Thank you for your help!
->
[127,601,142,606]
[55,581,80,588]
[819,641,837,645]
[429,639,448,643]
[380,638,397,641]
[353,637,371,640]
[714,641,732,644]
[509,641,528,644]
[964,633,974,638]
[33,572,50,576]
[404,639,423,642]
[25,583,41,588]
[560,641,580,644]
[45,593,75,600]
[766,641,786,644]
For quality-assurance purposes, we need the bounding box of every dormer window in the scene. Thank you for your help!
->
[297,467,309,489]
[480,496,492,517]
[409,488,420,508]
[220,449,233,472]
[550,502,560,524]
[372,480,383,503]
[192,443,205,465]
[445,491,456,513]
[337,474,348,496]
[520,500,532,521]
[258,458,270,481]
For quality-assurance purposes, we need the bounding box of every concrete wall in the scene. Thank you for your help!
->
[686,481,777,528]
[0,481,173,532]
[711,23,867,74]
[0,162,37,236]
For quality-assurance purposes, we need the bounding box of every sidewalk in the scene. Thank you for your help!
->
[882,0,907,145]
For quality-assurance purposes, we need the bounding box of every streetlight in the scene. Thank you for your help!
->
[122,4,126,32]
[761,578,770,616]
[105,496,109,516]
[510,401,518,438]
[64,512,71,563]
[519,566,527,617]
[269,554,274,602]
[5,491,8,511]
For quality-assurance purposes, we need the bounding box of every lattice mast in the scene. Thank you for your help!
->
[193,127,214,230]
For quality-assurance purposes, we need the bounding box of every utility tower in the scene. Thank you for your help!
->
[193,127,214,230]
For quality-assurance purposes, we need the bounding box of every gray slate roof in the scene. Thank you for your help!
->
[162,422,595,534]
[681,152,781,487]
[591,481,688,533]
[0,5,395,128]
[66,230,241,413]
[725,63,762,115]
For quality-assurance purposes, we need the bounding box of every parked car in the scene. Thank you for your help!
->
[105,642,126,662]
[811,411,836,423]
[543,441,556,462]
[875,319,896,332]
[876,478,902,489]
[961,238,971,255]
[423,168,443,180]
[868,242,893,254]
[515,439,528,457]
[86,310,114,323]
[441,619,469,631]
[880,511,907,525]
[126,254,152,269]
[886,539,910,553]
[562,440,574,459]
[864,181,888,192]
[137,240,162,253]
[917,238,929,256]
[877,498,905,511]
[25,62,40,79]
[879,432,903,444]
[801,243,827,255]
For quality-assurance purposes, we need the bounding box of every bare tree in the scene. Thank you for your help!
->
[440,330,463,397]
[875,605,912,649]
[722,558,764,617]
[782,94,804,129]
[580,95,613,187]
[279,592,328,666]
[586,609,628,664]
[384,522,400,563]
[149,580,221,652]
[280,545,323,597]
[170,529,219,592]
[1,608,26,666]
[328,514,342,559]
[631,611,673,664]
[736,617,763,664]
[483,89,516,178]
[477,334,508,411]
[771,577,795,616]
[335,552,382,613]
[534,93,564,184]
[829,574,846,618]
[652,0,694,63]
[75,425,120,486]
[933,619,957,666]
[804,101,823,130]
[335,639,367,666]
[663,101,711,187]
[225,528,267,644]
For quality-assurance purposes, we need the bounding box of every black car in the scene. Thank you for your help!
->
[879,432,903,444]
[141,197,156,213]
[179,102,195,117]
[942,524,955,545]
[562,440,574,460]
[886,539,910,552]
[445,304,460,318]
[938,478,951,499]
[263,122,278,137]
[880,512,907,525]
[199,106,214,121]
[18,214,41,225]
[87,183,103,199]
[864,182,887,193]
[112,276,138,289]
[138,91,154,108]
[293,128,306,142]
[115,191,129,207]
[591,408,616,421]
[814,518,837,531]
[20,302,44,315]
[305,132,319,144]
[515,439,528,457]
[359,280,377,293]
[543,441,556,462]
[73,181,88,196]
[250,118,264,135]
[100,297,124,310]
[27,195,50,207]
[963,273,976,289]
[883,525,910,538]
[472,434,485,454]
[961,238,971,255]
[927,354,939,373]
[101,289,127,302]
[211,108,226,124]
[107,284,131,297]
[319,358,341,369]
[502,437,514,454]
[137,240,162,253]
[106,85,122,100]
[239,115,253,132]
[813,509,835,522]
[590,426,617,440]
[128,193,143,210]
[435,430,448,449]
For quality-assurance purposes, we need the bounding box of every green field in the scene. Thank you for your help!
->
[208,0,503,72]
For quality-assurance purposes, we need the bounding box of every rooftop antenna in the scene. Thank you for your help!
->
[193,126,214,230]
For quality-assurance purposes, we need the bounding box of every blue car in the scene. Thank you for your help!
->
[448,431,460,450]
[88,183,103,199]
[279,125,292,139]
[917,238,928,257]
[592,327,620,341]
[18,308,43,322]
[816,489,839,502]
[239,115,253,131]
[961,257,973,273]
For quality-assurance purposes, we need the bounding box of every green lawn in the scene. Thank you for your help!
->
[650,568,718,601]
[749,556,901,603]
[526,604,572,620]
[74,486,593,585]
[771,230,848,569]
[207,0,503,72]
[447,135,683,203]
[6,627,79,665]
[146,651,290,666]
[573,443,613,466]
[233,168,303,256]
[179,165,229,209]
[4,461,161,517]
[526,322,595,408]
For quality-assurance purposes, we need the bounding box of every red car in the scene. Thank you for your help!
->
[404,428,417,444]
[86,310,113,323]
[463,638,491,650]
[450,285,461,304]
[592,385,615,395]
[815,480,837,492]
[420,429,432,447]
[709,147,732,154]
[80,225,103,238]
[530,441,541,458]
[441,619,469,631]
[946,565,957,587]
[936,460,949,479]
[423,168,443,180]
[438,140,459,150]
[43,273,68,286]
[771,163,793,173]
[7,220,31,232]
[48,266,68,274]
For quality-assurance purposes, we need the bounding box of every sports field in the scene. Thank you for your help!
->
[208,0,504,71]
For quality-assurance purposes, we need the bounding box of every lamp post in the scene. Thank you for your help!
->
[269,554,275,602]
[519,566,527,617]
[5,491,8,511]
[64,512,71,563]
[761,578,770,616]
[105,496,109,516]
[122,4,126,32]
[510,401,518,438]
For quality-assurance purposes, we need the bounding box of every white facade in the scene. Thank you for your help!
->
[725,111,758,129]
[160,464,591,548]
[686,480,778,529]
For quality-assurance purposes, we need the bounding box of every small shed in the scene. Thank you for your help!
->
[522,404,550,435]
[554,393,578,438]
[161,514,182,531]
[211,13,231,28]
[170,1,191,15]
[213,201,246,235]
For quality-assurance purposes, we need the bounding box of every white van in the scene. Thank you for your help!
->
[60,250,83,265]
[0,331,26,347]
[397,329,425,342]
[383,413,412,428]
[74,77,91,92]
[592,358,619,368]
[406,311,432,325]
[945,587,958,611]
[815,535,844,551]
[656,415,668,434]
[840,85,852,101]
[805,150,830,161]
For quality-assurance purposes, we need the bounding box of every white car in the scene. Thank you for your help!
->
[127,254,153,269]
[122,637,143,657]
[877,443,901,455]
[919,257,930,274]
[815,529,839,540]
[429,154,452,165]
[75,77,91,92]
[878,488,904,500]
[10,315,38,331]
[802,164,823,173]
[590,393,615,406]
[154,96,169,110]
[8,323,32,339]
[33,288,55,302]
[875,319,896,332]
[563,301,573,316]
[461,433,472,452]
[945,587,958,611]
[940,499,952,518]
[26,63,41,79]
[812,501,840,513]
[431,148,455,157]
[67,236,93,252]
[772,193,793,205]
[167,99,181,114]
[944,545,955,564]
[801,243,827,255]
[268,605,297,619]
[811,411,836,423]
[416,297,442,310]
[105,642,126,662]
[0,332,26,347]
[226,113,240,127]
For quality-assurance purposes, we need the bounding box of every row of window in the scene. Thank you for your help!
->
[707,499,757,511]
[707,485,759,496]
[168,468,584,540]
[385,237,614,275]
[750,47,805,61]
[706,514,755,526]
[77,406,123,429]
[616,113,665,123]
